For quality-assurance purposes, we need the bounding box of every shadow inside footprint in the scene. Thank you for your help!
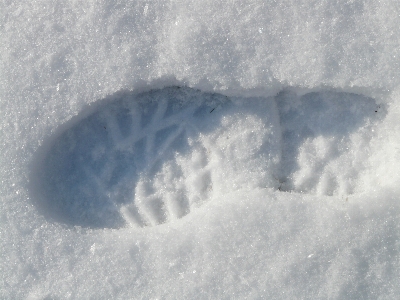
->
[30,87,280,229]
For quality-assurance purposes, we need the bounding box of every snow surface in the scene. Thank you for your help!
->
[2,0,400,298]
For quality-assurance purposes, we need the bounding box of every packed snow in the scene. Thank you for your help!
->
[2,0,400,299]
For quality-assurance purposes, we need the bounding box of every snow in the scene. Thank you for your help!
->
[2,0,400,298]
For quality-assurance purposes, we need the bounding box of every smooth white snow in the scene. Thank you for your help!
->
[2,0,400,299]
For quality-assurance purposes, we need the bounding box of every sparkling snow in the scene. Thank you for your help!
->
[2,0,400,298]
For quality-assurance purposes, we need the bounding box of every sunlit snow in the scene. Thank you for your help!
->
[2,1,400,299]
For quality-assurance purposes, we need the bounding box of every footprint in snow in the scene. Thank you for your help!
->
[30,87,385,229]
